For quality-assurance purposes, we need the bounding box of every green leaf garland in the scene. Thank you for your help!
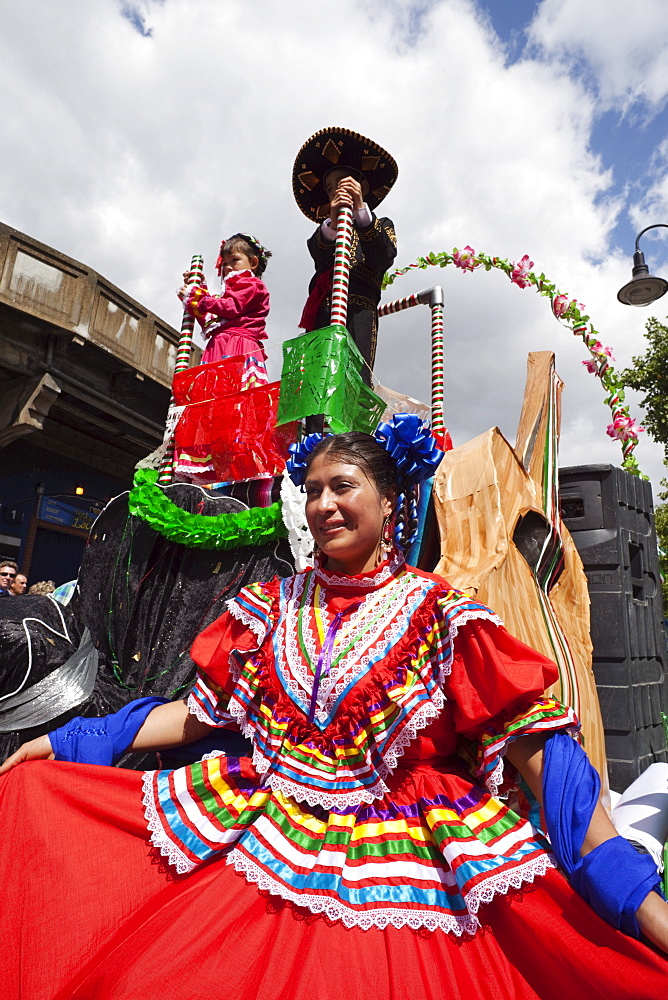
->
[129,469,287,550]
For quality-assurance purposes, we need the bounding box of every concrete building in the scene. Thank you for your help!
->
[0,222,198,584]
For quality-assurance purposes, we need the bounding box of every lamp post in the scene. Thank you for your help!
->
[617,224,668,306]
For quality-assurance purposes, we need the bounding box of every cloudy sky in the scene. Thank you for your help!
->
[2,0,668,492]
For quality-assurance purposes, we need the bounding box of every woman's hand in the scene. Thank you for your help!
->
[0,734,54,776]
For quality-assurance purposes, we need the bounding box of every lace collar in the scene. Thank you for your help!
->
[312,549,406,593]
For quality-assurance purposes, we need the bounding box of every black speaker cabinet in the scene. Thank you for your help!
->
[559,464,668,791]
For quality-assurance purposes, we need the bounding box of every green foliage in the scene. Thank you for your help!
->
[621,316,668,456]
[654,501,668,610]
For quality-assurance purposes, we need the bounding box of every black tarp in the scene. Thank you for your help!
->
[0,483,294,764]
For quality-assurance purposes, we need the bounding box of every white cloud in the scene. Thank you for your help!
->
[0,0,665,494]
[528,0,668,114]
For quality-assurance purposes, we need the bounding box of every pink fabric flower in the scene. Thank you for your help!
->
[582,359,599,374]
[552,294,570,318]
[591,341,615,360]
[509,255,534,289]
[606,415,644,441]
[452,246,477,271]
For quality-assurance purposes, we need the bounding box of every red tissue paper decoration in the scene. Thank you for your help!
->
[174,381,297,483]
[172,356,250,406]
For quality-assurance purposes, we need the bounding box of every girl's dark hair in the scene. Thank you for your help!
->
[224,235,271,276]
[305,433,418,551]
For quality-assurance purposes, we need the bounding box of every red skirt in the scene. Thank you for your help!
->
[1,761,666,1000]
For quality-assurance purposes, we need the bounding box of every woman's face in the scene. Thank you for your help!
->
[304,453,394,576]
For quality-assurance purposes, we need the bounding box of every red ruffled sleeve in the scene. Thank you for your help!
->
[443,619,558,738]
[443,618,578,796]
[187,580,279,727]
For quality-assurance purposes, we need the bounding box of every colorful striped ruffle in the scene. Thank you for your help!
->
[477,696,579,797]
[161,564,576,935]
[143,741,557,935]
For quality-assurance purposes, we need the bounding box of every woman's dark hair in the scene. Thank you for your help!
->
[307,433,397,493]
[305,433,418,551]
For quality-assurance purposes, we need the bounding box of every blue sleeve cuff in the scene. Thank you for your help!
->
[570,836,663,938]
[49,696,169,765]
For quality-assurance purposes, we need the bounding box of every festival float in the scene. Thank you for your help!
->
[1,183,667,887]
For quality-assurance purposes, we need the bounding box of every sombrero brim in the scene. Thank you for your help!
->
[293,127,398,221]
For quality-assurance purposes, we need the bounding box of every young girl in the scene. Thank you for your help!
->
[178,232,271,386]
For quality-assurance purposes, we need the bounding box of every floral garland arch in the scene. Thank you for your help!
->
[382,247,645,478]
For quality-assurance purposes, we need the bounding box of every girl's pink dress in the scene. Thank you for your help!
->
[183,269,270,382]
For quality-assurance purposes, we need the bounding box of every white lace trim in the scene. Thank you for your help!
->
[227,690,254,739]
[142,771,196,875]
[227,849,480,936]
[226,593,269,641]
[187,691,216,726]
[464,852,557,913]
[381,690,444,771]
[313,550,404,589]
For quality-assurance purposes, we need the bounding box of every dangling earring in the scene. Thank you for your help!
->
[379,514,393,560]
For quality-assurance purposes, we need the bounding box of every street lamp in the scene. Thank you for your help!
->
[617,223,668,306]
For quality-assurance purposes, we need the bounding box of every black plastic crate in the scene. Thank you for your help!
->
[559,464,668,791]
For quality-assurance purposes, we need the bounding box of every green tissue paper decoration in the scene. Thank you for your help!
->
[277,325,385,434]
[129,469,287,550]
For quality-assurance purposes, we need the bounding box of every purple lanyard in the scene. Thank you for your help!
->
[307,599,363,724]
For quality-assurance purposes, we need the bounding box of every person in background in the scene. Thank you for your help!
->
[0,560,18,597]
[9,573,27,596]
[27,580,55,596]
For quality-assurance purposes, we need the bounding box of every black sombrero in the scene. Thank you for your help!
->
[293,127,398,221]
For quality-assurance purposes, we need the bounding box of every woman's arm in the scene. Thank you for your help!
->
[127,698,212,751]
[0,700,213,775]
[507,734,668,953]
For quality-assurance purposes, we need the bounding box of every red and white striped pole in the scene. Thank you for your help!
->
[428,289,445,440]
[330,205,354,327]
[378,292,421,314]
[158,254,205,484]
[378,286,445,437]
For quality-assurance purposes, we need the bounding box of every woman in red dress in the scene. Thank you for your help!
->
[1,418,667,1000]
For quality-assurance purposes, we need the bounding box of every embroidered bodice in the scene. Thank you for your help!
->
[144,558,578,936]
